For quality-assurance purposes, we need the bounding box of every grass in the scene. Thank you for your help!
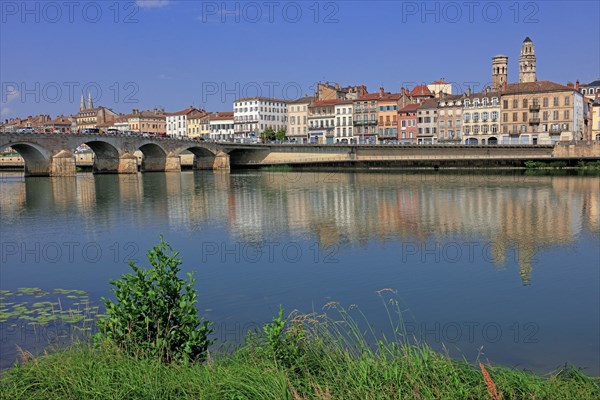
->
[1,302,598,400]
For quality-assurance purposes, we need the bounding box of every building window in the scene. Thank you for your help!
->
[503,100,508,109]
[513,99,518,108]
[564,96,570,106]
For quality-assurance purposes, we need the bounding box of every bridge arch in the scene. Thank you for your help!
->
[73,140,121,174]
[0,142,53,176]
[139,143,168,172]
[177,146,221,170]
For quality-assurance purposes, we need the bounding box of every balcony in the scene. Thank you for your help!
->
[529,118,540,124]
[529,104,540,112]
[549,127,562,134]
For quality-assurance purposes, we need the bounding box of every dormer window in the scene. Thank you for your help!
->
[473,99,480,107]
[492,97,499,106]
[464,99,470,107]
[482,98,489,107]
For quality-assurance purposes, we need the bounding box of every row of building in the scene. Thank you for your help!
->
[2,38,600,144]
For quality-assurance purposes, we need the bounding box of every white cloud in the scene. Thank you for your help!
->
[2,88,19,104]
[136,0,171,8]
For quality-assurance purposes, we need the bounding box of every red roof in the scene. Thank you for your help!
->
[165,107,197,116]
[430,80,447,84]
[409,85,433,97]
[398,103,421,113]
[210,112,233,121]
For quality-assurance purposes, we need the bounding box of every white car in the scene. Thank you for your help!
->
[17,127,36,134]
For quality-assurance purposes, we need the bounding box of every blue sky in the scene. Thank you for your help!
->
[1,0,598,119]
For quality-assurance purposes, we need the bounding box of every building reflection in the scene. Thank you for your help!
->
[1,171,597,284]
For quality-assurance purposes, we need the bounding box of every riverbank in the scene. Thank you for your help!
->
[1,339,598,399]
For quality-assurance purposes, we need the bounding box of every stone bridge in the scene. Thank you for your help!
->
[1,132,599,176]
[0,133,229,176]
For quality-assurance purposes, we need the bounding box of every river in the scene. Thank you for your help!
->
[0,170,598,374]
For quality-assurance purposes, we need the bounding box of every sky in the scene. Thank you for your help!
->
[1,0,599,119]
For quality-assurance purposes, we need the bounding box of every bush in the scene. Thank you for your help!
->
[96,236,213,363]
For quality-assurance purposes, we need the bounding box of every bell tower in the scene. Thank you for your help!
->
[492,55,508,90]
[519,37,537,83]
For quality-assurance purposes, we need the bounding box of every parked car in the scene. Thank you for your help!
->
[17,127,36,134]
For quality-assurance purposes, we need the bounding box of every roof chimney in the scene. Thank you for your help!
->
[379,87,385,96]
[575,80,580,91]
[566,82,574,88]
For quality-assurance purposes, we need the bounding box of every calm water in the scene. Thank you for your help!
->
[0,170,599,374]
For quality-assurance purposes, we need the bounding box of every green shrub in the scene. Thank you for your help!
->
[254,306,305,367]
[96,236,213,363]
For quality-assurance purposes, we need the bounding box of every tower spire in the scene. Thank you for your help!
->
[87,92,93,109]
[519,37,537,83]
[80,92,85,111]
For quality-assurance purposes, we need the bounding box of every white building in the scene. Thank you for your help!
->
[427,80,453,98]
[233,97,288,141]
[166,107,197,138]
[209,112,235,142]
[334,100,354,143]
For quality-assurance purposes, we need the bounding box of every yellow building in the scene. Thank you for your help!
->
[187,110,209,138]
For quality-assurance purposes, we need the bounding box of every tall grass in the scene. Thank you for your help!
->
[2,296,598,399]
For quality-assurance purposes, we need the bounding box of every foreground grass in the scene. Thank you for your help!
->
[1,340,598,400]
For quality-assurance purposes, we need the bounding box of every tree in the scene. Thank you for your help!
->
[261,127,276,141]
[276,128,286,141]
[97,237,213,363]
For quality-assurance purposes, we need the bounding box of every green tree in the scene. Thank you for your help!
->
[261,127,276,141]
[97,236,213,363]
[275,128,286,141]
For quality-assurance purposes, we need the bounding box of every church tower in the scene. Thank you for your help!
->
[80,93,86,111]
[492,55,508,90]
[519,37,537,83]
[87,92,94,109]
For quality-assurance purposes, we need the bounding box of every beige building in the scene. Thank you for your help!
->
[462,89,501,144]
[416,98,438,144]
[316,82,367,101]
[75,92,118,131]
[128,109,166,135]
[287,96,311,143]
[437,95,463,143]
[353,91,384,144]
[308,100,337,144]
[592,98,600,141]
[500,81,584,144]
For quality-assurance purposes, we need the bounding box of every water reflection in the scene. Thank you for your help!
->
[2,171,598,286]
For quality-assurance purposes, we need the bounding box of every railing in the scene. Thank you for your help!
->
[529,104,540,111]
[529,118,540,124]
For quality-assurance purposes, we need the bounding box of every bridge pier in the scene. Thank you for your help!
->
[49,150,76,176]
[165,156,181,172]
[194,151,230,171]
[118,153,138,174]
